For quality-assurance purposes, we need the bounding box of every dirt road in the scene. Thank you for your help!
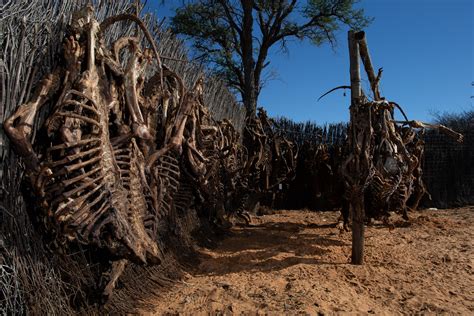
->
[143,207,473,315]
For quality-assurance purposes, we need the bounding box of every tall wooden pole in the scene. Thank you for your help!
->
[349,31,361,103]
[348,30,365,265]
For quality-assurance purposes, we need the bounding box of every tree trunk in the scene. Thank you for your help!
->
[241,0,256,119]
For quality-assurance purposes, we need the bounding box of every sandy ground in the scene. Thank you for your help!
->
[144,207,473,315]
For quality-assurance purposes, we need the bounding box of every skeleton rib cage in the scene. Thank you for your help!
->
[3,4,302,296]
[2,5,195,265]
[44,91,151,247]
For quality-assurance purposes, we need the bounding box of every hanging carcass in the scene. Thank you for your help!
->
[2,4,205,296]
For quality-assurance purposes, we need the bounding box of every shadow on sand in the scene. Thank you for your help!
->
[195,219,350,276]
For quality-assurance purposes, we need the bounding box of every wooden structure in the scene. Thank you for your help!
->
[343,30,369,264]
[343,31,463,265]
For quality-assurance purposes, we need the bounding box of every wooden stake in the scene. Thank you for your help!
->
[348,30,365,265]
[351,188,365,264]
[348,31,361,103]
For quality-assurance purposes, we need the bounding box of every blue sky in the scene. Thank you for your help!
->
[146,0,473,124]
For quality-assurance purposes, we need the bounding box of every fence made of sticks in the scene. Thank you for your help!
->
[422,122,474,208]
[272,113,473,211]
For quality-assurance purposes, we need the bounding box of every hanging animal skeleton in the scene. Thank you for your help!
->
[4,3,299,295]
[337,31,463,232]
[242,108,298,212]
[174,83,249,227]
[2,4,231,295]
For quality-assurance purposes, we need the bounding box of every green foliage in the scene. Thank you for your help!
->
[303,0,371,45]
[172,1,245,93]
[171,0,372,97]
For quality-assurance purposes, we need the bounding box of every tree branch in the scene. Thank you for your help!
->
[218,0,242,35]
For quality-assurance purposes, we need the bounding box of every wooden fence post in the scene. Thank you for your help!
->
[349,31,361,103]
[348,30,365,265]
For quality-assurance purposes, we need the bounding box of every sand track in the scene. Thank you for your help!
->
[142,207,473,315]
